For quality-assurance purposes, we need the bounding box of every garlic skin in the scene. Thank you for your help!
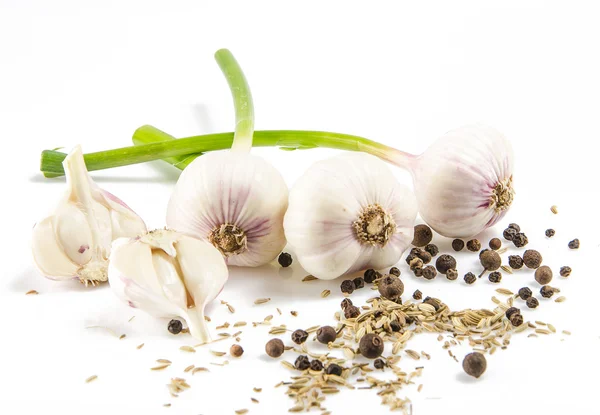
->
[31,146,147,285]
[407,124,514,238]
[166,151,289,267]
[109,229,228,343]
[284,152,417,280]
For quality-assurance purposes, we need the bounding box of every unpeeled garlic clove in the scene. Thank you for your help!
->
[108,229,228,343]
[31,146,147,285]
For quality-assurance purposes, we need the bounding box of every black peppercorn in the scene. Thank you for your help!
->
[464,272,476,284]
[291,329,309,344]
[424,243,439,257]
[503,227,517,241]
[466,239,481,252]
[325,363,343,376]
[412,224,433,247]
[517,287,532,300]
[512,232,529,248]
[230,344,244,357]
[378,276,404,301]
[359,333,384,359]
[560,266,572,277]
[389,320,402,332]
[568,239,580,249]
[422,265,437,280]
[480,250,501,271]
[508,223,521,232]
[463,352,487,378]
[265,338,285,358]
[436,254,457,275]
[526,297,539,309]
[168,319,183,335]
[452,239,465,251]
[340,279,355,294]
[545,229,555,238]
[446,269,458,281]
[409,257,424,272]
[340,298,353,310]
[364,269,379,283]
[278,252,293,267]
[405,315,415,325]
[295,355,311,370]
[505,307,520,319]
[344,305,361,319]
[413,289,422,300]
[389,267,400,277]
[353,277,365,289]
[534,265,553,285]
[540,286,555,298]
[316,326,337,344]
[489,238,501,250]
[523,250,543,269]
[414,249,432,264]
[488,271,502,283]
[413,266,423,277]
[374,358,385,370]
[310,359,324,371]
[405,253,417,266]
[508,255,524,269]
[509,313,524,327]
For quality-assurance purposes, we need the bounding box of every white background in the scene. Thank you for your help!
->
[1,1,598,414]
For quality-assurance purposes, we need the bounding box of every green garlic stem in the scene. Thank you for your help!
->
[131,125,199,170]
[214,49,254,153]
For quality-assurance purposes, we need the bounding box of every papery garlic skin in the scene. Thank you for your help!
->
[284,152,417,280]
[31,146,147,285]
[166,151,288,267]
[408,124,514,238]
[109,229,228,343]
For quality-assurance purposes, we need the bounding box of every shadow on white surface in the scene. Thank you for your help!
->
[9,266,96,294]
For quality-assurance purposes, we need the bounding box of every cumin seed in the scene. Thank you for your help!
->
[25,290,39,295]
[321,289,331,298]
[254,298,271,305]
[85,375,97,383]
[180,346,196,353]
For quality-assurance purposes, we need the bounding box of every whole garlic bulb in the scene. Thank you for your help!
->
[31,146,147,286]
[284,152,418,280]
[109,229,228,343]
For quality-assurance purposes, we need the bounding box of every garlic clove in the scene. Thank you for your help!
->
[31,216,80,280]
[53,203,95,265]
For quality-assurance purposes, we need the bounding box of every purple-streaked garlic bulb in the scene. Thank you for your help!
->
[31,146,147,286]
[284,152,418,280]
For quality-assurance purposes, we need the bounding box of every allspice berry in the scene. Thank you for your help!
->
[378,275,404,301]
[517,287,532,300]
[310,359,324,371]
[295,355,310,370]
[389,267,400,277]
[340,279,355,294]
[325,363,343,376]
[364,269,379,283]
[353,277,365,289]
[291,329,309,344]
[412,224,433,247]
[526,297,539,309]
[425,243,439,257]
[534,265,553,285]
[452,239,465,251]
[230,344,244,357]
[505,307,520,319]
[359,333,384,359]
[503,227,517,241]
[414,249,432,264]
[466,239,481,252]
[509,313,524,327]
[436,254,457,275]
[489,238,501,250]
[316,326,337,344]
[446,269,458,281]
[508,255,524,269]
[462,352,487,378]
[278,252,293,267]
[340,298,353,310]
[568,239,580,249]
[540,286,555,298]
[168,319,183,335]
[480,250,501,271]
[422,265,437,280]
[488,271,502,283]
[560,266,572,277]
[413,289,423,300]
[523,250,543,269]
[545,229,555,238]
[374,358,385,370]
[508,223,521,232]
[464,272,476,284]
[409,257,424,271]
[265,338,285,358]
[512,232,529,248]
[344,305,361,319]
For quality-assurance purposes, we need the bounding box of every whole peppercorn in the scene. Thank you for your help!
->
[316,326,337,344]
[413,289,423,300]
[509,313,524,327]
[488,271,501,283]
[508,223,521,232]
[340,298,353,310]
[534,265,553,285]
[414,249,432,264]
[374,359,385,370]
[405,253,417,266]
[413,266,423,277]
[364,269,379,283]
[560,266,572,277]
[503,227,517,241]
[424,243,439,257]
[389,267,400,277]
[412,224,433,247]
[378,276,404,301]
[480,250,501,271]
[466,239,482,252]
[340,279,355,294]
[230,344,244,357]
[464,272,476,284]
[512,232,529,248]
[526,297,539,309]
[568,239,580,249]
[359,333,384,359]
[295,355,311,370]
[446,269,458,281]
[265,338,285,358]
[409,257,424,271]
[325,363,343,376]
[310,359,324,371]
[540,286,555,298]
[436,254,457,275]
[344,305,361,319]
[505,307,520,319]
[278,252,293,267]
[463,352,487,378]
[545,229,555,238]
[405,316,415,325]
[423,297,440,311]
[452,239,465,251]
[389,320,402,332]
[508,255,524,269]
[168,319,183,335]
[523,250,543,269]
[291,329,309,344]
[422,265,437,280]
[517,287,532,300]
[353,277,365,289]
[489,238,502,250]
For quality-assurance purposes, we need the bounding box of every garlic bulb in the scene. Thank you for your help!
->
[31,146,147,286]
[108,229,228,343]
[284,152,418,280]
[166,49,288,267]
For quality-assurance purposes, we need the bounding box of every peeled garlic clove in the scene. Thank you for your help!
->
[31,146,147,285]
[108,229,228,343]
[284,152,417,280]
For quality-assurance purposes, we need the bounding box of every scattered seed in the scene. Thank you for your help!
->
[405,350,421,360]
[551,205,558,214]
[234,321,247,327]
[418,384,423,392]
[255,298,271,305]
[500,265,513,274]
[555,296,566,302]
[163,403,171,407]
[184,365,194,373]
[136,343,144,350]
[119,334,126,340]
[302,275,317,282]
[151,365,170,371]
[180,346,196,353]
[548,324,556,333]
[251,398,259,403]
[192,367,209,375]
[253,387,262,393]
[290,311,298,317]
[157,359,172,364]
[535,329,551,335]
[496,288,513,296]
[235,409,248,414]
[321,289,331,298]
[85,375,97,383]
[25,290,39,295]
[562,330,571,335]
